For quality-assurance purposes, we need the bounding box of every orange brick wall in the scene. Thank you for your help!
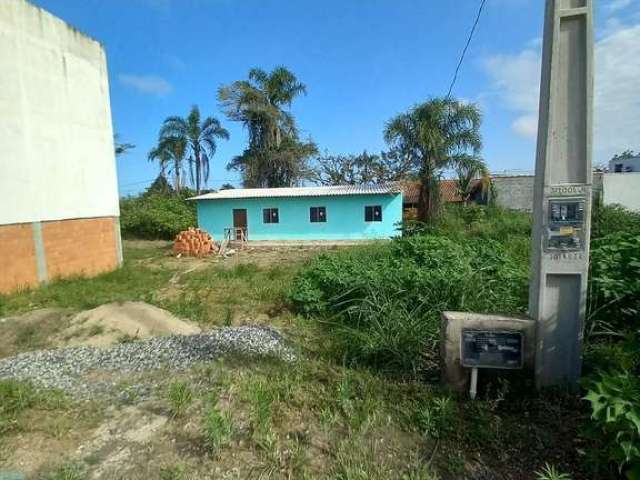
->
[42,217,119,281]
[0,217,120,295]
[0,224,39,294]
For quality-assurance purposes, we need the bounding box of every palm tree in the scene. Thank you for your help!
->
[218,66,305,150]
[456,155,490,206]
[384,98,482,222]
[218,66,316,187]
[114,134,135,156]
[158,106,229,194]
[148,135,186,194]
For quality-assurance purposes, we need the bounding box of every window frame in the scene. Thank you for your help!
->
[364,205,382,222]
[263,207,280,224]
[310,206,327,223]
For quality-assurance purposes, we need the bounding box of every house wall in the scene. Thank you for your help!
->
[602,173,640,211]
[0,0,121,294]
[492,172,606,211]
[196,194,403,240]
[609,156,640,173]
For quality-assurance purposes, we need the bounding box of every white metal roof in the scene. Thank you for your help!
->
[189,184,401,201]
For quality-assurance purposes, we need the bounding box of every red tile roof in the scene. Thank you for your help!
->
[396,179,484,204]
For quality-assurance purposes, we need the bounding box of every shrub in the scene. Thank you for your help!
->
[591,204,640,240]
[584,370,640,478]
[587,232,640,338]
[290,233,528,372]
[120,193,197,240]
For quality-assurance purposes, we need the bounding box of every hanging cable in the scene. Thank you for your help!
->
[446,0,487,99]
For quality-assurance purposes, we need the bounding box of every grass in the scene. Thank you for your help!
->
[161,261,296,325]
[0,380,70,436]
[0,244,173,318]
[0,242,298,327]
[203,394,234,453]
[159,464,189,480]
[0,223,605,478]
[535,463,573,480]
[166,380,193,418]
[46,463,86,480]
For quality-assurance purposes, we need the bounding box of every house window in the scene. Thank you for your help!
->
[365,205,382,222]
[614,163,623,173]
[310,206,326,223]
[263,208,279,224]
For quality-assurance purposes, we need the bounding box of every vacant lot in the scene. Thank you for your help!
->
[0,238,596,479]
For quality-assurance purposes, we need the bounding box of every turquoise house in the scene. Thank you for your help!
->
[191,185,402,241]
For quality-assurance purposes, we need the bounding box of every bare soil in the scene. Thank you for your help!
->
[62,301,201,348]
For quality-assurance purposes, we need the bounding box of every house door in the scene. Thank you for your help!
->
[232,209,247,240]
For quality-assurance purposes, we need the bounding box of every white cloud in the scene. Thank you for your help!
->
[594,23,640,160]
[119,74,173,96]
[481,47,541,139]
[481,20,640,163]
[605,0,633,13]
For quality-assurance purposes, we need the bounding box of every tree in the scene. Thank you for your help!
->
[384,98,482,222]
[144,174,174,196]
[220,183,235,190]
[611,150,637,161]
[114,134,135,156]
[157,106,229,194]
[311,150,413,186]
[455,155,490,206]
[148,133,187,195]
[218,66,316,187]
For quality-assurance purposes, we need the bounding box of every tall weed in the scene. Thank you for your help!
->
[290,233,528,372]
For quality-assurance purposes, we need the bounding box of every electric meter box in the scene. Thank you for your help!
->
[545,198,586,252]
[460,330,524,369]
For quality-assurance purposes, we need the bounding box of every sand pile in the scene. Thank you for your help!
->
[62,301,201,347]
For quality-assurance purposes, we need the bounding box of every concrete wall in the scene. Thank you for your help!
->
[0,0,119,226]
[492,176,535,211]
[492,172,615,211]
[197,194,403,241]
[0,0,122,293]
[603,173,640,211]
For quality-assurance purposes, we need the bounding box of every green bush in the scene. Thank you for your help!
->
[289,233,529,372]
[587,232,640,338]
[120,193,197,240]
[591,204,640,240]
[584,370,640,478]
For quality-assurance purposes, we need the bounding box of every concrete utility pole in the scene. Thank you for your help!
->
[529,0,594,389]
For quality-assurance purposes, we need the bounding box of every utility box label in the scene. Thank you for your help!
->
[461,330,524,369]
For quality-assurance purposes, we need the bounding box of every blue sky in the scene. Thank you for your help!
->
[31,0,640,195]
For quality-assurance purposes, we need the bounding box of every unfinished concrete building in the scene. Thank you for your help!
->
[0,0,122,294]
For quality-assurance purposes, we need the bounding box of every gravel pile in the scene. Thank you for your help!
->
[0,326,294,397]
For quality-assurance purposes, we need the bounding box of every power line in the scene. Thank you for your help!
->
[119,177,233,188]
[118,178,157,187]
[446,0,487,99]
